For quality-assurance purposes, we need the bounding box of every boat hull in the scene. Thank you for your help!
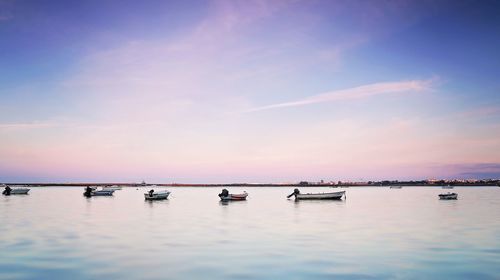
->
[88,190,115,196]
[103,186,122,191]
[439,193,458,200]
[295,191,345,200]
[8,188,30,195]
[144,191,170,200]
[220,193,248,201]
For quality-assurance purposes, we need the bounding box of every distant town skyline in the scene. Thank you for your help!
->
[1,0,500,183]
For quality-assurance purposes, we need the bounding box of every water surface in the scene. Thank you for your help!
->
[1,186,499,279]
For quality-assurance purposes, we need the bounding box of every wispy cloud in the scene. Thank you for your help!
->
[61,0,366,123]
[456,105,500,119]
[0,121,55,129]
[247,78,436,112]
[443,163,500,179]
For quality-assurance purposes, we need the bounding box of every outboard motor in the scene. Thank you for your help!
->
[2,186,11,196]
[83,186,93,197]
[287,188,300,198]
[218,189,229,198]
[149,189,154,197]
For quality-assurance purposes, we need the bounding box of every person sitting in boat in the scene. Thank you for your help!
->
[149,189,155,197]
[218,189,229,198]
[83,186,93,197]
[2,185,12,196]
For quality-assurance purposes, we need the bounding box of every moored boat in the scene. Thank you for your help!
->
[442,185,454,189]
[287,189,345,200]
[390,186,402,189]
[144,189,170,200]
[83,186,114,197]
[10,188,30,195]
[218,189,248,201]
[92,189,115,196]
[103,185,122,191]
[2,185,30,195]
[439,192,458,200]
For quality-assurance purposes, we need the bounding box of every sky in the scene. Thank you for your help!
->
[1,0,500,183]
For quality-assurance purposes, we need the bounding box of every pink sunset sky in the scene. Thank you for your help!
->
[1,0,499,183]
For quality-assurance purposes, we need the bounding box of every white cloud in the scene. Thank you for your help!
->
[247,78,436,112]
[60,0,365,124]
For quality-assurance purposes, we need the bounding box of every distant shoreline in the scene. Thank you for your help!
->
[2,182,500,187]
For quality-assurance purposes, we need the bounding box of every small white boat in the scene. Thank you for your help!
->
[92,189,115,196]
[2,185,30,195]
[83,186,114,197]
[288,189,345,200]
[102,185,122,191]
[10,188,30,195]
[218,189,248,201]
[144,190,170,200]
[442,185,454,189]
[439,192,458,200]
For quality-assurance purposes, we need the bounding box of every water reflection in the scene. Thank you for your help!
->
[218,200,248,206]
[144,199,170,207]
[0,186,499,280]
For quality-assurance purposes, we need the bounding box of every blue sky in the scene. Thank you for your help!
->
[1,0,499,183]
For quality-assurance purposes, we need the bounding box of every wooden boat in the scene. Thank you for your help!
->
[144,190,170,200]
[287,189,345,200]
[218,189,248,201]
[439,192,458,200]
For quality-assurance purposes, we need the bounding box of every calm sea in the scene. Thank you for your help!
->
[1,186,499,280]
